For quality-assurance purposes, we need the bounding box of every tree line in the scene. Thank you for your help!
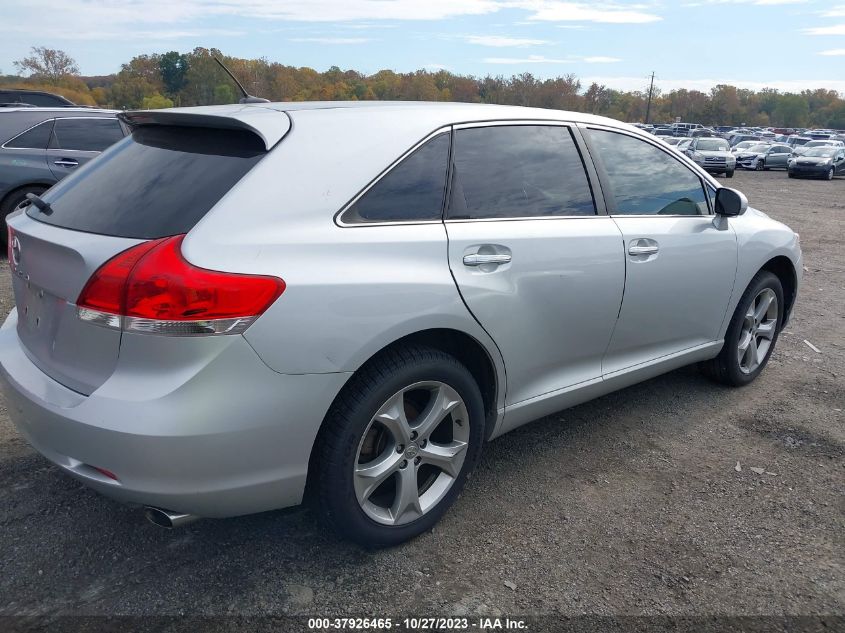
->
[3,46,845,129]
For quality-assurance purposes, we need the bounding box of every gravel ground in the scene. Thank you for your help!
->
[0,170,842,622]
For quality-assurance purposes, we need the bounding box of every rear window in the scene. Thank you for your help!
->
[28,126,265,239]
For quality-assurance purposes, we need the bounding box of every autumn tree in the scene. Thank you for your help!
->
[13,47,79,85]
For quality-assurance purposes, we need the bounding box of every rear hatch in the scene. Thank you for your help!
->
[8,108,286,395]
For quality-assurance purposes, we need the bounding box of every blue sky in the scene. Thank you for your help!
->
[2,1,845,94]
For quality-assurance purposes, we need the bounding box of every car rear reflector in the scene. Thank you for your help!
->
[76,235,285,336]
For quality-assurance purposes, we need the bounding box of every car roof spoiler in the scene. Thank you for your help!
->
[118,106,290,151]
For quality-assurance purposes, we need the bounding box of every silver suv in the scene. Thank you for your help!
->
[0,103,802,546]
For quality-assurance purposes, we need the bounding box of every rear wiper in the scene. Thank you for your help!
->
[25,193,53,215]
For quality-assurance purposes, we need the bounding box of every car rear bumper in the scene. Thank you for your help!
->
[0,308,351,518]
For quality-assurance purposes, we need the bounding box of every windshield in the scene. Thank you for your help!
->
[804,147,836,157]
[696,139,729,151]
[805,141,833,147]
[747,144,771,153]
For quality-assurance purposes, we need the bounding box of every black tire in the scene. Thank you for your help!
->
[314,345,485,547]
[725,169,734,178]
[0,185,47,249]
[826,167,834,181]
[700,271,784,387]
[755,159,765,171]
[788,172,795,178]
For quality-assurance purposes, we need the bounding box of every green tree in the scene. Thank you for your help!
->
[141,93,174,109]
[159,51,189,97]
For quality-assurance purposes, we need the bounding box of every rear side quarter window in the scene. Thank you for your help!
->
[4,120,54,149]
[341,132,450,224]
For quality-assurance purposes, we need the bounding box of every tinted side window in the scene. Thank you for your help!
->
[449,125,595,219]
[4,120,54,149]
[344,133,450,223]
[50,118,124,152]
[588,129,708,216]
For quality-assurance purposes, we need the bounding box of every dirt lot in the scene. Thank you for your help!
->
[0,170,842,623]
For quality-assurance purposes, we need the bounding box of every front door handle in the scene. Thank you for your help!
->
[54,159,79,168]
[463,253,512,266]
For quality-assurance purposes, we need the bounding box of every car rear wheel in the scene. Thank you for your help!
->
[700,271,783,387]
[314,345,484,546]
[0,185,47,249]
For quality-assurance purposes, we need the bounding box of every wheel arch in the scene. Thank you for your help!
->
[304,327,503,501]
[1,181,53,212]
[760,255,798,327]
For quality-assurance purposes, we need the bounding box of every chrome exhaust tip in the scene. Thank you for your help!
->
[144,507,199,529]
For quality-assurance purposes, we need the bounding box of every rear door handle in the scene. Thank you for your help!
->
[628,245,659,256]
[463,253,512,266]
[54,159,79,168]
[628,239,659,257]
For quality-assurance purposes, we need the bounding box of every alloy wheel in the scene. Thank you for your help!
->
[353,381,470,526]
[737,288,778,374]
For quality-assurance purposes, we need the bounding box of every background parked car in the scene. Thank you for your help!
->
[685,137,736,177]
[793,139,845,156]
[788,146,845,180]
[0,89,75,107]
[0,107,126,245]
[737,143,792,171]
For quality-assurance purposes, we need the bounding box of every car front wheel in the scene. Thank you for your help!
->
[314,345,484,546]
[826,167,834,181]
[700,271,784,387]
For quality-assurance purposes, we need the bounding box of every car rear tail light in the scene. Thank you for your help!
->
[77,235,285,336]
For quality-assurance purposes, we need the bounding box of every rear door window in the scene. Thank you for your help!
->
[28,125,266,239]
[4,120,54,149]
[448,125,596,219]
[50,118,124,152]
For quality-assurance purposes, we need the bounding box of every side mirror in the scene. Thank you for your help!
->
[715,187,748,217]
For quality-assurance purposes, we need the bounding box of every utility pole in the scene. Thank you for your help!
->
[645,71,655,124]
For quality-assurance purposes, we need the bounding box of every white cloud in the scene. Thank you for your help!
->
[485,54,621,64]
[803,24,845,35]
[583,56,621,63]
[821,7,845,17]
[465,35,550,46]
[525,2,662,23]
[484,55,571,64]
[819,48,845,55]
[290,37,371,44]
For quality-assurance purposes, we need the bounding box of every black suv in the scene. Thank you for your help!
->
[0,89,75,108]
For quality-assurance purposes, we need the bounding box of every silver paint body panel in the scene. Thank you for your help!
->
[0,102,802,517]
